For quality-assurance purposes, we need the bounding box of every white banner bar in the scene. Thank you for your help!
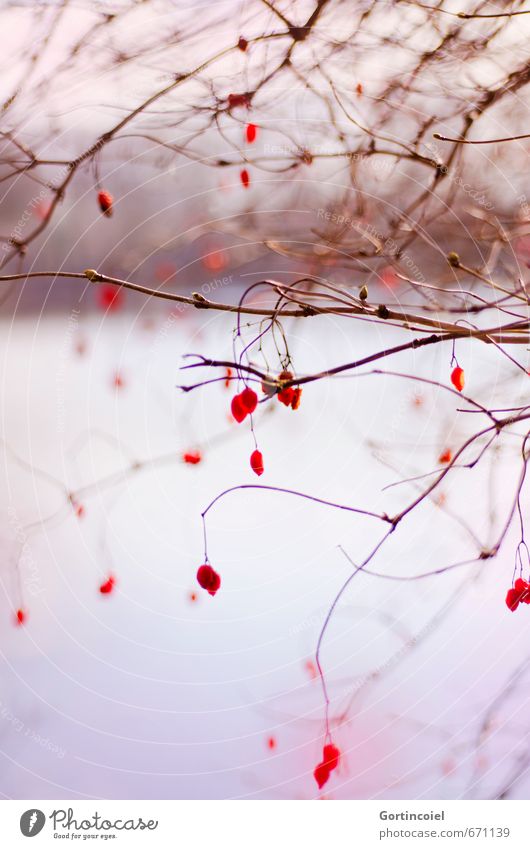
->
[0,800,527,848]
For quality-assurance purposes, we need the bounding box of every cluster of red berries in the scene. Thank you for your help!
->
[506,578,530,611]
[197,564,221,596]
[231,387,258,422]
[313,742,341,789]
[273,371,302,410]
[97,190,113,217]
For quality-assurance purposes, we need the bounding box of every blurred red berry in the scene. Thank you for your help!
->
[183,451,202,465]
[99,576,115,595]
[238,36,248,51]
[197,564,221,596]
[323,743,340,771]
[15,609,26,626]
[439,449,452,464]
[224,367,233,388]
[313,762,330,790]
[240,169,250,188]
[97,190,113,217]
[97,284,124,312]
[246,123,257,144]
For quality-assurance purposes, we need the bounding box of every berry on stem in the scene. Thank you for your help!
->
[240,387,258,414]
[250,449,264,476]
[506,577,530,611]
[451,366,465,392]
[439,449,452,464]
[197,564,221,596]
[231,394,247,423]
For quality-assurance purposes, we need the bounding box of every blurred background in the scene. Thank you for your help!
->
[1,0,530,800]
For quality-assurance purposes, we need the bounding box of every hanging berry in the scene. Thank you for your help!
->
[451,366,465,392]
[323,743,341,771]
[313,741,341,789]
[97,190,113,217]
[246,123,257,144]
[240,387,258,414]
[224,367,233,388]
[267,736,277,751]
[250,449,264,476]
[240,169,250,189]
[505,577,530,611]
[196,564,221,596]
[15,608,26,626]
[277,370,295,406]
[99,575,115,595]
[439,449,452,464]
[231,393,247,423]
[313,762,331,790]
[183,451,202,465]
[291,387,302,410]
[238,36,248,51]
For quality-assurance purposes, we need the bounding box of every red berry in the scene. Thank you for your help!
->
[15,609,26,626]
[277,387,295,406]
[323,743,340,771]
[451,366,465,392]
[240,169,250,189]
[197,564,221,596]
[267,736,276,750]
[506,577,530,611]
[231,393,247,423]
[313,762,331,789]
[291,387,302,410]
[439,449,452,464]
[183,451,202,465]
[99,576,115,595]
[246,123,257,144]
[250,449,264,476]
[224,367,233,388]
[97,190,113,216]
[238,36,248,51]
[240,387,258,414]
[96,283,124,312]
